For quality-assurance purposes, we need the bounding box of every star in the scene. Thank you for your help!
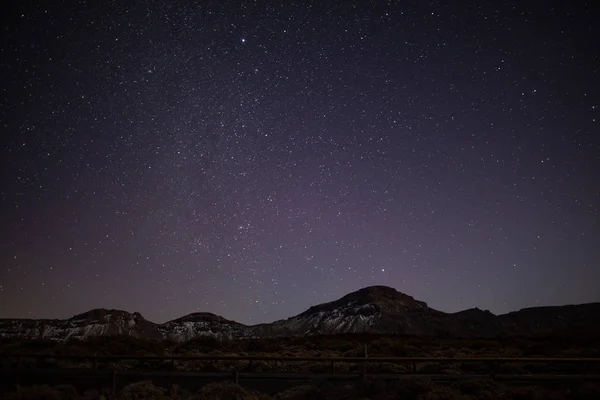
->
[0,0,598,324]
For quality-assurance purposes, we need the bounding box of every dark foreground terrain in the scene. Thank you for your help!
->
[4,378,600,400]
[2,332,599,399]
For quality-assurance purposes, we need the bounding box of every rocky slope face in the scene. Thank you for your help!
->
[253,286,438,337]
[0,309,162,341]
[158,312,251,341]
[1,286,598,342]
[498,303,600,336]
[0,310,249,342]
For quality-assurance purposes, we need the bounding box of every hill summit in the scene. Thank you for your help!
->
[1,285,598,341]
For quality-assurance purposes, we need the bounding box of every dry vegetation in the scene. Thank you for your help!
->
[2,333,599,374]
[1,333,600,399]
[3,379,600,400]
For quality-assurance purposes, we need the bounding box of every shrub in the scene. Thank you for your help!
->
[498,386,563,400]
[9,384,78,400]
[421,386,471,400]
[119,380,166,399]
[392,377,437,399]
[244,339,285,353]
[572,383,600,400]
[46,335,167,357]
[274,385,317,400]
[197,382,272,400]
[10,339,57,354]
[466,340,498,351]
[369,338,414,357]
[419,362,444,373]
[174,336,224,354]
[453,379,499,400]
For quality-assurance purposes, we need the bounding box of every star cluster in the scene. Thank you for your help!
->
[1,1,599,324]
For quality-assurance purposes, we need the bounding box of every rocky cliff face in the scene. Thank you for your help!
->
[1,286,598,342]
[0,309,162,341]
[258,286,435,336]
[157,312,250,341]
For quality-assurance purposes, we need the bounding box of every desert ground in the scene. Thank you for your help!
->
[2,333,599,399]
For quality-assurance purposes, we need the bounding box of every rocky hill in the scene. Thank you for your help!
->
[1,286,598,342]
[0,309,161,341]
[158,312,250,341]
[498,303,600,336]
[255,286,438,337]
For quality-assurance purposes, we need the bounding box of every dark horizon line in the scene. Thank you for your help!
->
[2,285,598,326]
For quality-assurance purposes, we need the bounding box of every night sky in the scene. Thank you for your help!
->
[1,1,599,325]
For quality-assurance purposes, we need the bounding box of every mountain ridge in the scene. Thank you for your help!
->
[1,286,598,342]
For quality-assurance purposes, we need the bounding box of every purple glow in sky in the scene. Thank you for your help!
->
[1,0,599,324]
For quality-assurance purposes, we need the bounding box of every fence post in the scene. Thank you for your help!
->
[412,360,417,373]
[111,368,117,397]
[331,360,336,374]
[361,344,368,378]
[249,360,253,372]
[232,369,239,384]
[490,360,499,380]
[584,362,589,376]
[360,363,366,381]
